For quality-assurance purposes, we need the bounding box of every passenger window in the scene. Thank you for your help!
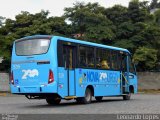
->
[111,51,119,70]
[121,54,127,72]
[117,52,122,70]
[96,49,101,68]
[101,49,110,69]
[79,46,94,68]
[63,46,67,68]
[87,47,94,68]
[129,56,135,74]
[79,46,86,67]
[96,48,110,69]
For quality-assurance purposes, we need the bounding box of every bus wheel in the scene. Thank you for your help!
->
[123,93,131,100]
[95,96,103,102]
[81,88,92,104]
[46,97,61,105]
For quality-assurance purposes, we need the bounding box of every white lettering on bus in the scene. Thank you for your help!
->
[22,69,39,79]
[99,72,107,80]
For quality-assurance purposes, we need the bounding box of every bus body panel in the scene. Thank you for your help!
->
[75,69,121,97]
[57,68,121,98]
[128,73,138,93]
[57,69,76,97]
[69,70,75,96]
[57,67,68,97]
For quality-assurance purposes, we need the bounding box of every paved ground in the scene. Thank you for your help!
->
[0,94,159,114]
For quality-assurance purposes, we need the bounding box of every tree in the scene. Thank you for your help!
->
[0,1,160,71]
[113,39,135,52]
[0,16,5,56]
[116,22,135,39]
[0,11,70,71]
[128,0,151,23]
[0,16,5,27]
[105,5,129,26]
[133,47,157,71]
[154,9,160,25]
[150,0,160,9]
[64,2,115,43]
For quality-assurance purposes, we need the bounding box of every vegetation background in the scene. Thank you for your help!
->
[0,0,160,72]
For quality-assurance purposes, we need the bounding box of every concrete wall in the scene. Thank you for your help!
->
[0,73,9,91]
[138,72,160,90]
[0,72,160,92]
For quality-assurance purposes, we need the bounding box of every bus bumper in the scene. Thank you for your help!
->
[10,84,57,94]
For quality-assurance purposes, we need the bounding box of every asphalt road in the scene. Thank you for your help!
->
[0,94,159,114]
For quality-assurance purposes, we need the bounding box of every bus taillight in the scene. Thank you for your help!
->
[48,69,54,84]
[10,71,14,85]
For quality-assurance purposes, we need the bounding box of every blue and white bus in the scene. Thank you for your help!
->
[10,35,138,104]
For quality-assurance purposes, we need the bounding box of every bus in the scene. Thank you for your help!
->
[10,35,138,105]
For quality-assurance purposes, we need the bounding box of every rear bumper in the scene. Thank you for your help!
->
[10,83,57,94]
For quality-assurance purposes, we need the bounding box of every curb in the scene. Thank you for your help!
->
[0,93,7,96]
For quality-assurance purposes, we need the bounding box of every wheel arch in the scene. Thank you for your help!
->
[129,85,134,93]
[86,85,94,96]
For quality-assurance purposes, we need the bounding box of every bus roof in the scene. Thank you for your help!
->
[53,36,130,54]
[15,35,52,42]
[15,35,130,54]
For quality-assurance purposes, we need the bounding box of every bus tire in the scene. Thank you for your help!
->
[123,93,131,100]
[95,96,103,102]
[46,98,61,105]
[81,88,92,104]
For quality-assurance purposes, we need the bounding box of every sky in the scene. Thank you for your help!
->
[0,0,151,19]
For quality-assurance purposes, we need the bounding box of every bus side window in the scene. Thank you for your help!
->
[79,46,94,68]
[101,49,110,69]
[79,46,86,67]
[128,56,136,74]
[96,48,110,69]
[63,46,67,68]
[122,54,127,72]
[87,47,94,68]
[96,49,102,68]
[117,52,122,70]
[111,51,119,70]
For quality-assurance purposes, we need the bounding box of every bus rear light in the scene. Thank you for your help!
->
[48,69,54,84]
[10,71,14,85]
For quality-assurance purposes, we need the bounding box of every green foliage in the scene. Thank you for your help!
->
[0,1,160,71]
[0,16,5,27]
[0,11,70,71]
[105,5,129,25]
[154,9,160,25]
[128,0,151,23]
[64,2,115,42]
[133,47,157,71]
[113,39,135,52]
[150,0,160,9]
[116,22,135,39]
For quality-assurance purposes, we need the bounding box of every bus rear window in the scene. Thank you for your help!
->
[15,39,50,56]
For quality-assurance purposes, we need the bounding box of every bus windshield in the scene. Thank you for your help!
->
[15,39,50,56]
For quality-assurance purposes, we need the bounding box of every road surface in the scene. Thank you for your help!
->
[0,94,159,114]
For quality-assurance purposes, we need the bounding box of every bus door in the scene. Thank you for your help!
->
[63,45,76,96]
[121,53,129,94]
[128,56,138,93]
